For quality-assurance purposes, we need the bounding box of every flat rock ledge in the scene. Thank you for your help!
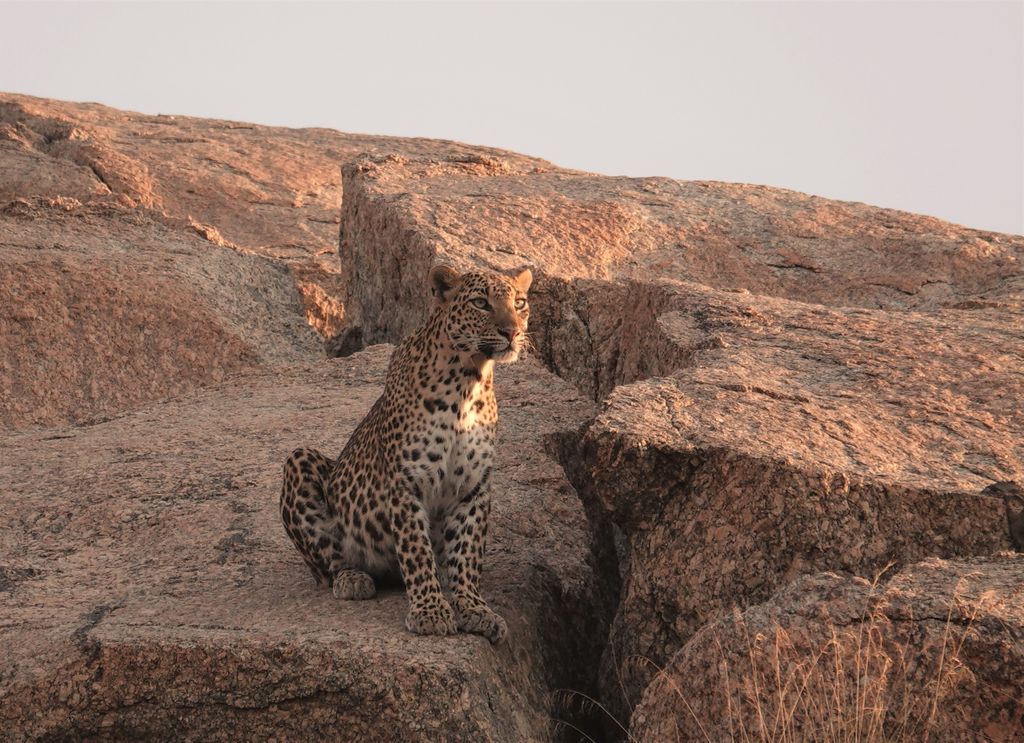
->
[0,347,606,741]
[631,554,1024,742]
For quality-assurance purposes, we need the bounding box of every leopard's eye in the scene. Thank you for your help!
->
[514,297,527,310]
[471,297,490,310]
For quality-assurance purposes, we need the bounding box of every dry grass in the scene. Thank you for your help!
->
[696,597,977,743]
[555,570,986,743]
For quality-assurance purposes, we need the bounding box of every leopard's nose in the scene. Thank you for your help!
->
[499,327,519,343]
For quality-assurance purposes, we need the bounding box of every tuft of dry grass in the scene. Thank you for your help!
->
[695,597,977,743]
[556,570,986,743]
[700,570,983,743]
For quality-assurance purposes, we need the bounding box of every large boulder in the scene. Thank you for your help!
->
[0,346,606,741]
[631,554,1024,742]
[336,152,1024,727]
[0,94,554,429]
[339,154,1021,397]
[569,280,1023,720]
[0,200,319,429]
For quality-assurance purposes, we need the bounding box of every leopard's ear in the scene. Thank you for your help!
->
[429,265,461,304]
[512,267,533,294]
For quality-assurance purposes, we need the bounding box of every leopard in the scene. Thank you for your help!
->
[279,264,533,643]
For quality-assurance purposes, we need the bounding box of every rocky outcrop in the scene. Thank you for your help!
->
[570,282,1022,722]
[339,154,1022,397]
[336,152,1024,730]
[0,93,550,281]
[3,94,1022,741]
[631,554,1024,742]
[0,346,606,741]
[0,93,554,428]
[1,200,320,428]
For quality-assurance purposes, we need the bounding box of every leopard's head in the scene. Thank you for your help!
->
[429,265,532,364]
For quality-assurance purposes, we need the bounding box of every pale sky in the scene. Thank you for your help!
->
[3,1,1022,234]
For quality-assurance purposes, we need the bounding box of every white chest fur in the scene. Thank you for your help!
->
[400,363,496,512]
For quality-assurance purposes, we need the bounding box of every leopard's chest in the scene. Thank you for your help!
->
[424,408,495,482]
[399,388,496,511]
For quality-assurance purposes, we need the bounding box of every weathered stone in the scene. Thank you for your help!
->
[337,153,1023,730]
[0,201,318,429]
[0,93,550,279]
[4,93,1023,741]
[0,93,554,429]
[986,481,1024,551]
[569,280,1022,722]
[631,555,1024,742]
[0,346,604,741]
[339,155,1022,398]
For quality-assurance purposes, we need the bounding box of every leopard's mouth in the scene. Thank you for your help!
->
[494,344,521,364]
[479,340,521,363]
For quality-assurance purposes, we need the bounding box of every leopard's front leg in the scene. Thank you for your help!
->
[442,471,507,643]
[391,481,457,636]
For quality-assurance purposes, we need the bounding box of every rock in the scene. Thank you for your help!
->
[0,346,606,741]
[0,201,319,428]
[339,154,1022,398]
[336,152,1024,727]
[4,93,1023,740]
[0,93,554,429]
[631,554,1024,742]
[0,93,550,282]
[569,280,1022,722]
[984,482,1024,551]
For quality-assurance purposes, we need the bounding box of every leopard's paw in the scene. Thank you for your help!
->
[405,596,456,636]
[455,601,508,644]
[332,569,376,600]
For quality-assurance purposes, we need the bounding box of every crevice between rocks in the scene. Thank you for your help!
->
[331,159,691,740]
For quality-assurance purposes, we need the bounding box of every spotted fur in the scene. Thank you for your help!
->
[279,265,532,642]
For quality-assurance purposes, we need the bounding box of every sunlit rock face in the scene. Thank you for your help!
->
[1,92,1022,741]
[338,150,1022,732]
[0,92,550,429]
